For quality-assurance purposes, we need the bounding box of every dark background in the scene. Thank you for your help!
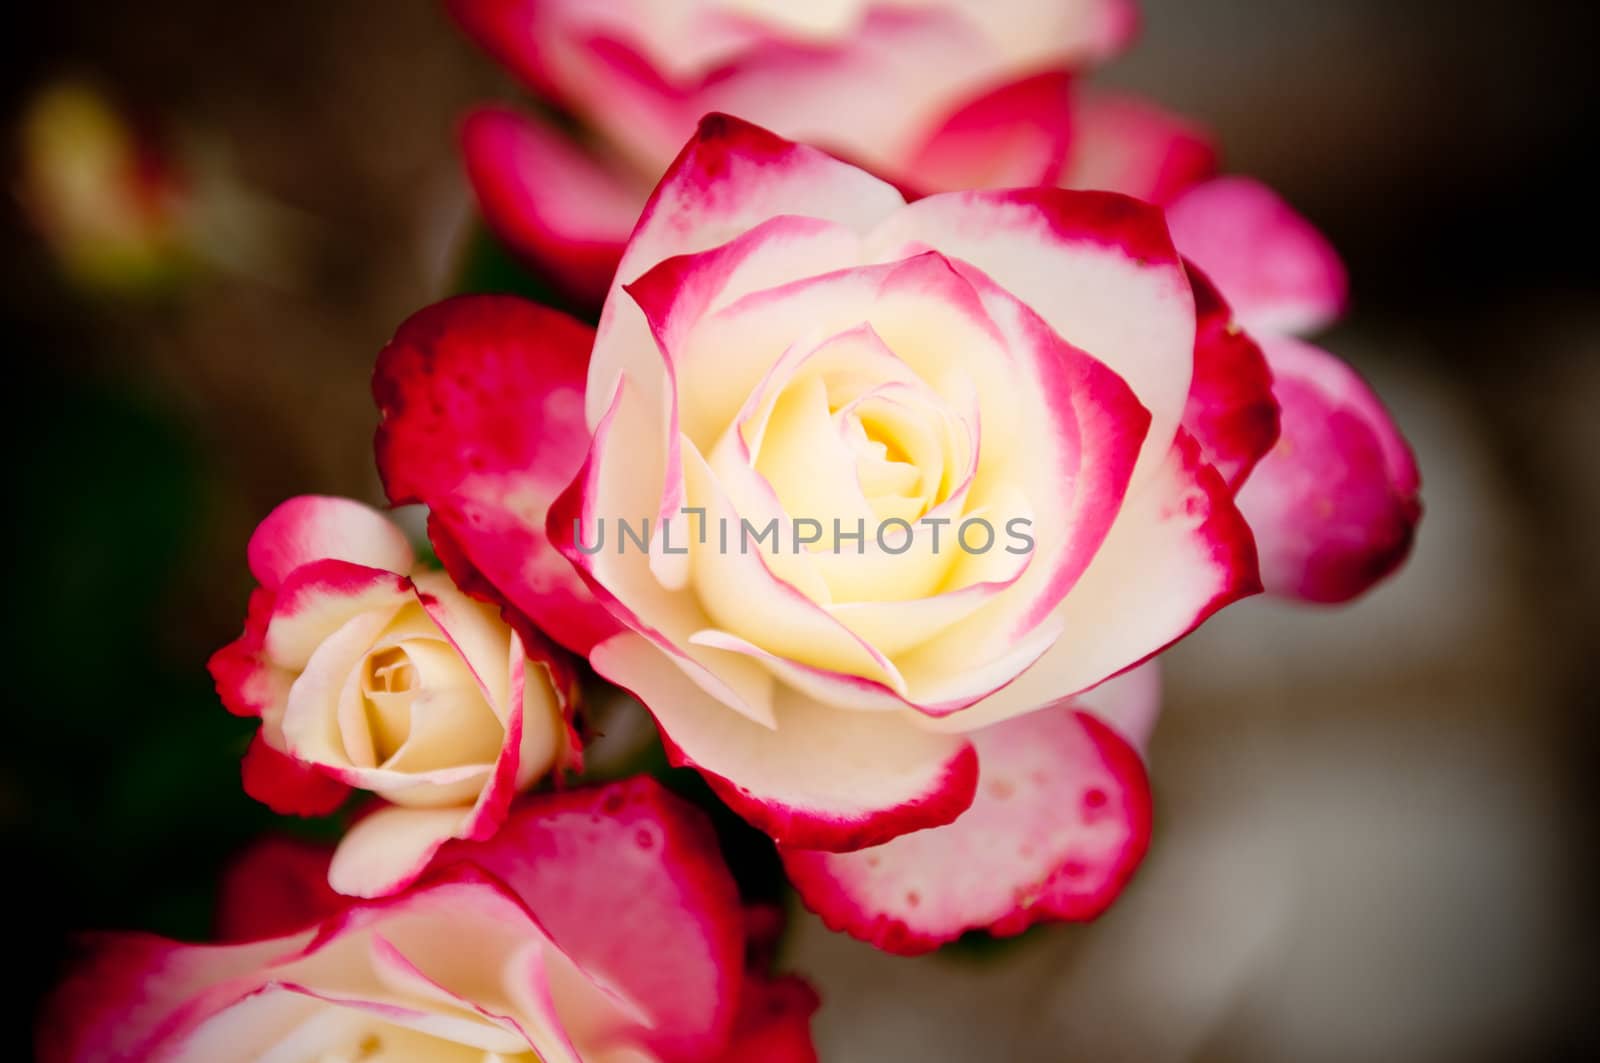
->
[2,1,1595,1058]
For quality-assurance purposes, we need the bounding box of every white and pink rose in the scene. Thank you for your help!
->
[41,779,818,1063]
[447,0,1419,612]
[209,495,579,898]
[212,0,1418,964]
[376,115,1281,949]
[450,0,1140,302]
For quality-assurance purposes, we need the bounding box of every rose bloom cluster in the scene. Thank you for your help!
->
[44,2,1421,1058]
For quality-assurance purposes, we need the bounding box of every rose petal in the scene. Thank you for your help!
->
[411,571,517,720]
[1166,176,1349,336]
[239,730,349,817]
[877,258,1152,709]
[448,2,1137,181]
[208,587,290,719]
[374,294,622,655]
[590,632,979,852]
[1060,89,1218,205]
[551,371,780,727]
[261,560,413,671]
[1181,263,1281,490]
[623,212,870,451]
[783,704,1151,955]
[590,113,905,429]
[435,778,746,1062]
[904,71,1076,193]
[36,930,307,1063]
[929,429,1259,733]
[1235,336,1421,602]
[327,805,470,899]
[1073,656,1163,753]
[866,187,1194,486]
[358,934,575,1056]
[449,622,551,859]
[620,213,871,596]
[461,105,642,306]
[425,522,584,781]
[43,872,567,1062]
[246,495,414,593]
[280,608,401,777]
[43,785,801,1062]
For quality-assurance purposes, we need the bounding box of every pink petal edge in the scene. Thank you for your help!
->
[783,707,1151,955]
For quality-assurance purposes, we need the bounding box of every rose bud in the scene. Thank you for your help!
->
[209,495,578,897]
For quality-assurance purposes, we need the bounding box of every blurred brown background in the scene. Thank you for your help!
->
[2,1,1594,1058]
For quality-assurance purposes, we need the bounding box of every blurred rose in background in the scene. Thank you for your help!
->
[2,1,1594,1060]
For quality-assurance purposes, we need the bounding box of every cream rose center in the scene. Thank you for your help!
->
[337,603,505,790]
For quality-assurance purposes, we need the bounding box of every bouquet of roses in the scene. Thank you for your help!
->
[43,2,1419,1059]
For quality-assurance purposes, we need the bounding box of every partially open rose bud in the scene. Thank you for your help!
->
[208,495,578,897]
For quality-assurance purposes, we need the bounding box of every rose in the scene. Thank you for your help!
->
[446,0,1422,607]
[40,779,820,1063]
[375,116,1273,946]
[450,0,1136,179]
[448,0,1137,300]
[208,494,578,897]
[381,109,1420,950]
[448,0,1421,608]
